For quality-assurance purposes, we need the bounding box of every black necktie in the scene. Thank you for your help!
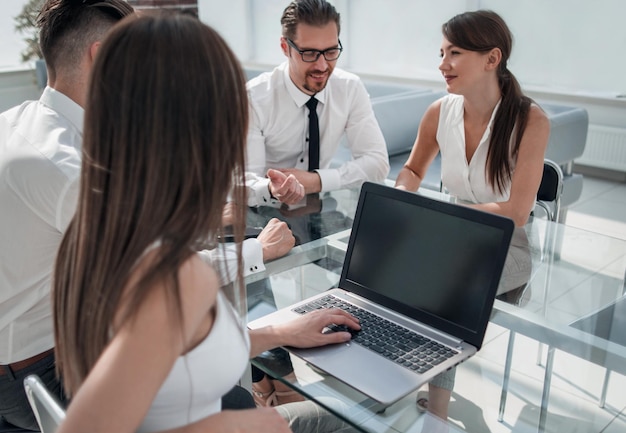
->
[306,96,319,172]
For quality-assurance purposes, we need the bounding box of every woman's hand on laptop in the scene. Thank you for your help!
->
[282,309,361,348]
[249,309,360,357]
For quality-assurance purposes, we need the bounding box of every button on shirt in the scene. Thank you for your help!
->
[245,62,390,207]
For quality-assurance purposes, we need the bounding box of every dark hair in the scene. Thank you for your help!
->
[53,11,249,395]
[37,0,134,82]
[443,10,532,194]
[281,0,341,40]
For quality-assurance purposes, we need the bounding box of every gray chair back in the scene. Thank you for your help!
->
[23,375,65,433]
[536,159,564,222]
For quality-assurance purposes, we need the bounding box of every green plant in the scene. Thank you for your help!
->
[14,0,44,62]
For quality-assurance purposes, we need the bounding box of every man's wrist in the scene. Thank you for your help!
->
[305,170,322,194]
[314,170,322,193]
[268,184,277,200]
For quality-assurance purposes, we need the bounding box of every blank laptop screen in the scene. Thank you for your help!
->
[341,187,510,346]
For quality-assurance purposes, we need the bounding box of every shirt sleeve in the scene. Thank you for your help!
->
[241,238,265,277]
[244,100,281,207]
[321,79,390,192]
[245,173,281,208]
[197,239,266,287]
[7,151,80,233]
[56,177,80,231]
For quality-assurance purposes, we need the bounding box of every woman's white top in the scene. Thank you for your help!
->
[437,95,535,296]
[137,290,250,433]
[437,94,514,204]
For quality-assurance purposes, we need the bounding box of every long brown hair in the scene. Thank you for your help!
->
[443,10,532,194]
[53,12,249,395]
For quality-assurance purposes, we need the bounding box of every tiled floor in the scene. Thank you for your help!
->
[264,173,626,432]
[564,176,626,242]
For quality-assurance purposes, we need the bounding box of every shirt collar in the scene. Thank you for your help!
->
[281,62,327,108]
[39,86,84,134]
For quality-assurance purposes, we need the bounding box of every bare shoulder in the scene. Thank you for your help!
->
[168,253,223,350]
[124,250,220,320]
[517,104,550,156]
[425,97,443,118]
[419,98,443,133]
[529,104,550,129]
[178,253,220,309]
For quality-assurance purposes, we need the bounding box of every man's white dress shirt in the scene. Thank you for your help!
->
[245,62,389,207]
[0,88,263,364]
[0,87,81,363]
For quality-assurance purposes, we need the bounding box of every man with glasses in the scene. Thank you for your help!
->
[245,0,389,207]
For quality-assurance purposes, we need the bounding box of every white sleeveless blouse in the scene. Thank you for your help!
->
[437,94,514,203]
[137,289,250,432]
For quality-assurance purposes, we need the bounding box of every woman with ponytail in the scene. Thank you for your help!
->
[395,9,549,422]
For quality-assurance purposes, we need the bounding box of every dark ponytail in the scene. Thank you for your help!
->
[489,65,531,193]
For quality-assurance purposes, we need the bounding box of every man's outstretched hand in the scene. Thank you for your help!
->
[267,168,305,205]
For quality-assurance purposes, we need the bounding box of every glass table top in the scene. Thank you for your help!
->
[244,186,626,432]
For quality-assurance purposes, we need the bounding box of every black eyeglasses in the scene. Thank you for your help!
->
[285,38,343,62]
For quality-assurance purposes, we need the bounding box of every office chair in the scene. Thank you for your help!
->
[535,159,564,223]
[495,159,563,307]
[23,375,66,433]
[498,159,563,427]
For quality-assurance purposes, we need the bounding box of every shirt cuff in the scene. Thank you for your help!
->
[196,240,265,286]
[247,178,280,207]
[316,168,341,193]
[242,238,265,277]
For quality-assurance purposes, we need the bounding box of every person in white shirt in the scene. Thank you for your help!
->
[0,1,291,429]
[245,0,389,208]
[52,12,358,433]
[0,2,133,429]
[395,10,549,423]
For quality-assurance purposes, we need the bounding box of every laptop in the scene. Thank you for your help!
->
[248,182,514,406]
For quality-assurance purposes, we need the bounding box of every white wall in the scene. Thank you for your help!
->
[4,0,625,97]
[198,0,626,172]
[2,1,624,146]
[199,0,626,98]
[481,0,626,98]
[344,0,468,82]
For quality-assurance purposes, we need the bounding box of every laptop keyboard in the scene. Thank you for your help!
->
[292,295,458,374]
